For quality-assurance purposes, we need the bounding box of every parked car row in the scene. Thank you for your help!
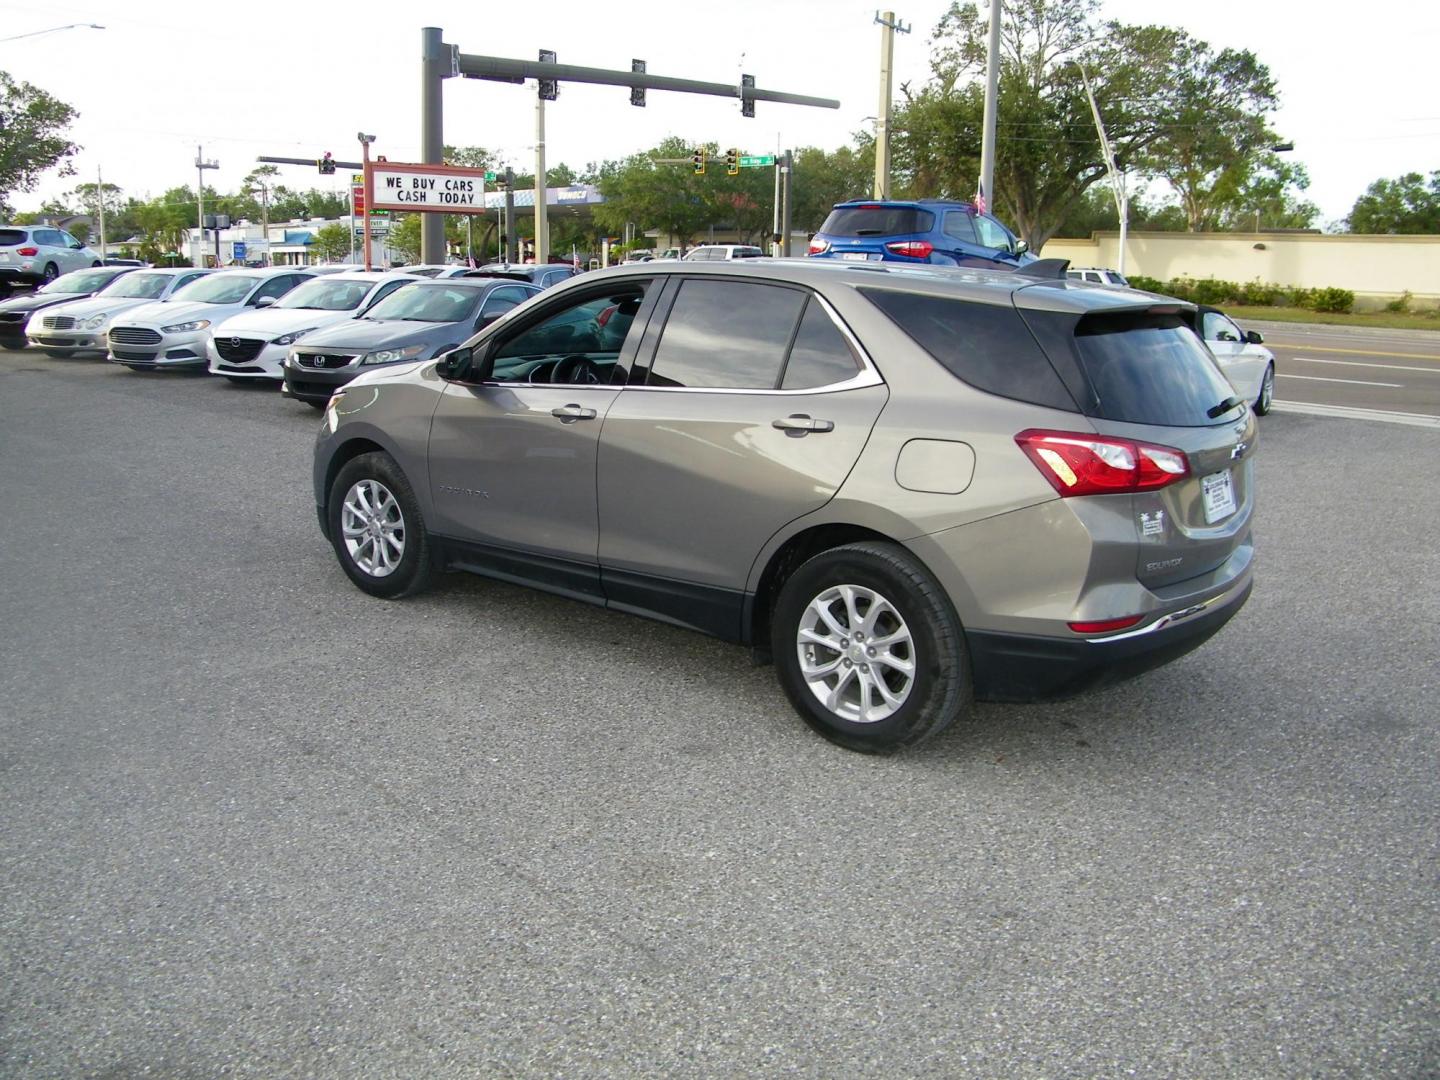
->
[5,262,580,405]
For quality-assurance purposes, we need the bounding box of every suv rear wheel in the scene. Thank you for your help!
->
[772,542,972,753]
[328,452,431,598]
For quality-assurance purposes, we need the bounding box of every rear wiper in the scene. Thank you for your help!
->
[1207,395,1244,419]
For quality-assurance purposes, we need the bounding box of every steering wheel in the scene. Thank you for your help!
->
[550,353,603,385]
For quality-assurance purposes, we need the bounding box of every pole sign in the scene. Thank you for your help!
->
[232,241,247,260]
[351,185,365,215]
[739,154,776,168]
[367,162,489,213]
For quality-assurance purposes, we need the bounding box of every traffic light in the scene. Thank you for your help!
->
[692,147,706,175]
[538,49,558,101]
[726,148,740,176]
[318,152,335,175]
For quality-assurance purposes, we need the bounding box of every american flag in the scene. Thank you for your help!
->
[974,183,987,215]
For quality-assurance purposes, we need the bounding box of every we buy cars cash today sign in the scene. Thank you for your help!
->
[364,161,488,214]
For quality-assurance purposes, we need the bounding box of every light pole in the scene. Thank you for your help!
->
[1075,63,1127,275]
[872,11,910,199]
[195,146,219,267]
[357,133,376,270]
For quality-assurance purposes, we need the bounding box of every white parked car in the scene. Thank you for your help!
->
[0,224,102,289]
[25,267,216,357]
[1066,267,1130,287]
[107,267,313,370]
[682,244,764,261]
[207,272,419,382]
[1198,305,1275,415]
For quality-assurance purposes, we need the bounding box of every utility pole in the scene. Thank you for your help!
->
[1075,63,1127,275]
[780,150,794,256]
[978,0,1001,212]
[872,11,910,199]
[195,146,219,267]
[357,134,376,270]
[96,166,107,264]
[503,167,517,264]
[420,27,448,264]
[535,49,555,266]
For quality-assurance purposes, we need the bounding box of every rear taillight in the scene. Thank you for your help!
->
[16,246,38,257]
[808,238,830,255]
[1015,429,1190,497]
[885,240,933,259]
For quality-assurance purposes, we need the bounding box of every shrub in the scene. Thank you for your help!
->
[1309,287,1355,313]
[1286,286,1317,309]
[1385,290,1412,313]
[1188,278,1238,306]
[1126,274,1165,294]
[1237,280,1284,306]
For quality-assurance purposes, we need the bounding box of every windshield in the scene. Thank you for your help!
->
[363,284,480,323]
[42,269,121,295]
[275,278,374,311]
[105,273,176,300]
[170,274,262,305]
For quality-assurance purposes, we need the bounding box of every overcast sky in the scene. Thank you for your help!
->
[4,0,1437,227]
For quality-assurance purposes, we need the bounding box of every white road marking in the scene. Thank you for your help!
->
[1276,373,1403,388]
[1294,356,1440,375]
[1272,402,1440,429]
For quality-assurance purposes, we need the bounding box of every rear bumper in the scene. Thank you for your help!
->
[966,577,1252,702]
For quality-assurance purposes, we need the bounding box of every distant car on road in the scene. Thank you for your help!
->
[0,266,137,350]
[1067,267,1130,287]
[207,271,420,383]
[108,267,314,371]
[0,225,102,289]
[26,267,216,358]
[281,277,540,408]
[807,199,1033,271]
[683,245,764,262]
[1196,305,1276,416]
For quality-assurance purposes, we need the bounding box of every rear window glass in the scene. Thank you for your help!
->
[820,206,934,237]
[0,229,28,246]
[1069,311,1242,426]
[859,289,1076,411]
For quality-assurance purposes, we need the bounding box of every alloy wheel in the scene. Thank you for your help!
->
[341,478,406,577]
[796,583,916,723]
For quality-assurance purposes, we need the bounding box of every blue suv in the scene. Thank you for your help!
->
[807,199,1034,270]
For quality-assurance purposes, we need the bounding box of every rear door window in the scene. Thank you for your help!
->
[820,206,934,237]
[647,279,805,389]
[780,299,861,389]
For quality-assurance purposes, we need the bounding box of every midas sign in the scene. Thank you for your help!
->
[368,163,488,213]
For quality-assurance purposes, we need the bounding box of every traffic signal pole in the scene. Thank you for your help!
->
[420,27,447,264]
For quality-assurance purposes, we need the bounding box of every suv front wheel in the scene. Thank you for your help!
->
[328,452,431,599]
[772,542,972,753]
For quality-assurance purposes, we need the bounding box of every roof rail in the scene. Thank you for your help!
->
[1015,258,1070,280]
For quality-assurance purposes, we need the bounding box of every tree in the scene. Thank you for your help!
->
[1345,170,1440,234]
[388,214,421,263]
[1216,157,1318,231]
[1139,38,1285,230]
[893,2,1185,250]
[594,138,723,250]
[311,222,352,263]
[792,143,875,232]
[0,71,80,209]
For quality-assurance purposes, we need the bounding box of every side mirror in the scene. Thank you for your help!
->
[1245,329,1264,345]
[254,295,276,308]
[435,345,479,381]
[476,312,502,331]
[1013,239,1029,255]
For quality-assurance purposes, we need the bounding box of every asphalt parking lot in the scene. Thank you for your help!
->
[1,350,1436,1078]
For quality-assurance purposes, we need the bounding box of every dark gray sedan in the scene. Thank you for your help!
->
[0,266,136,350]
[281,277,540,408]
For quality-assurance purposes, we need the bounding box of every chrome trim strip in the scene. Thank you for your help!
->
[1083,579,1246,643]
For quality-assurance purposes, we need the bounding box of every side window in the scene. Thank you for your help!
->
[1203,312,1240,342]
[648,279,805,390]
[489,285,647,385]
[253,275,299,303]
[479,286,530,320]
[36,229,63,247]
[974,215,1012,251]
[172,273,204,291]
[366,280,409,308]
[943,212,979,244]
[780,299,861,390]
[1083,271,1101,283]
[62,231,83,249]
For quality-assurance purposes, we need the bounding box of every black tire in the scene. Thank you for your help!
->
[1254,362,1274,416]
[42,263,59,284]
[771,541,971,753]
[304,400,327,411]
[222,376,251,384]
[91,261,102,268]
[123,365,146,372]
[1,342,24,352]
[327,451,431,599]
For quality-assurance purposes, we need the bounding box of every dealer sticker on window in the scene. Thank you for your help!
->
[1201,469,1237,523]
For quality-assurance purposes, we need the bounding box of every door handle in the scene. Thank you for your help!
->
[551,404,597,422]
[772,414,834,437]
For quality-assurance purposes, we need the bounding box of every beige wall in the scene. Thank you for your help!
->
[1042,231,1440,308]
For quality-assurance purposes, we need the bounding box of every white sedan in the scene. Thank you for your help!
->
[1200,306,1276,416]
[207,272,420,382]
[107,268,313,370]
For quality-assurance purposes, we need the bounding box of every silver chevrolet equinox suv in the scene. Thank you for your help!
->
[313,258,1256,753]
